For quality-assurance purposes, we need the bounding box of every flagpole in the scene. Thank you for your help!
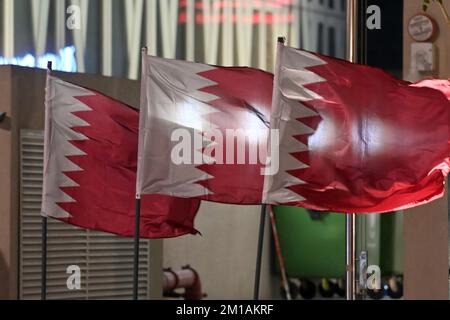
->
[133,197,141,300]
[345,213,356,300]
[346,0,358,301]
[133,46,148,301]
[253,204,267,300]
[41,61,52,301]
[41,216,47,300]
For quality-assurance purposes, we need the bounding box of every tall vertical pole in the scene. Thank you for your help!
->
[253,204,267,300]
[41,216,47,300]
[133,197,141,300]
[346,0,358,301]
[345,213,356,300]
[134,46,148,301]
[41,61,52,301]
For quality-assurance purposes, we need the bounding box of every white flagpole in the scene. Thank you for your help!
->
[346,0,358,301]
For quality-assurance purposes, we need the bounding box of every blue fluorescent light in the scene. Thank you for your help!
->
[0,46,77,72]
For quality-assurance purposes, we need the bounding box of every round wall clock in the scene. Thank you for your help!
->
[408,14,437,42]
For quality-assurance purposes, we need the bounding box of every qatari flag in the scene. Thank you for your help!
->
[136,54,274,204]
[41,75,200,238]
[264,44,450,213]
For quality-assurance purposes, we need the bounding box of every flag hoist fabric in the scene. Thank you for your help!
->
[265,44,450,213]
[41,76,200,238]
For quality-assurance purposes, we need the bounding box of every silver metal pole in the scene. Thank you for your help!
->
[41,216,47,300]
[346,0,358,301]
[346,214,356,300]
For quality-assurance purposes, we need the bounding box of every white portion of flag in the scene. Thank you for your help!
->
[41,76,93,218]
[263,44,326,204]
[136,54,220,198]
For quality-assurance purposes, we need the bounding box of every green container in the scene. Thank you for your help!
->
[272,206,346,278]
[272,206,403,279]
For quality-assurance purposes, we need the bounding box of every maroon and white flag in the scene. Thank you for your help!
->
[136,54,274,204]
[41,75,200,238]
[137,47,450,214]
[264,44,450,213]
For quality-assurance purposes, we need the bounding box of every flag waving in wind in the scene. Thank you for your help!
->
[136,53,274,204]
[264,44,450,213]
[42,75,200,238]
[136,48,450,213]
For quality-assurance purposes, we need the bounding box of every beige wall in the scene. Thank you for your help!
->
[0,66,16,299]
[163,202,277,300]
[403,1,450,300]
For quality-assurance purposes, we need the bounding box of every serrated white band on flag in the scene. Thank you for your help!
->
[263,44,326,204]
[41,75,94,218]
[136,53,220,198]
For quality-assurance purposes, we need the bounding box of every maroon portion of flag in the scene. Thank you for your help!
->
[195,67,273,204]
[280,51,450,213]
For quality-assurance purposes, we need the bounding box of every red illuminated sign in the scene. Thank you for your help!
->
[178,0,295,25]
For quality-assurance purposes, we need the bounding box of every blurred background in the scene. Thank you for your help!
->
[0,0,449,301]
[0,0,347,77]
